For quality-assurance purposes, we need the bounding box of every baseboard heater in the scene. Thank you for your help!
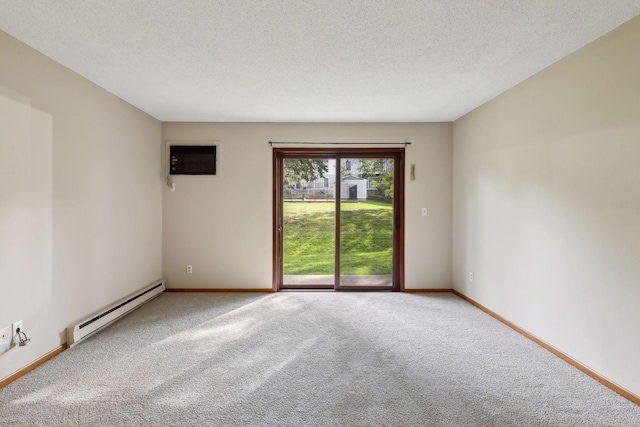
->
[66,279,165,348]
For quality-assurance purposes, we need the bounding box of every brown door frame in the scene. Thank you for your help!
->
[273,147,405,292]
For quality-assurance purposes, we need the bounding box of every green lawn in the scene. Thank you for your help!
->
[283,199,393,275]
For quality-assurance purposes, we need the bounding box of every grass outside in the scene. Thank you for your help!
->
[283,198,393,275]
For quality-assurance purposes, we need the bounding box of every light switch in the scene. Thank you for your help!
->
[421,208,428,216]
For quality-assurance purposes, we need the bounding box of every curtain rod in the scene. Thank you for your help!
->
[268,141,410,146]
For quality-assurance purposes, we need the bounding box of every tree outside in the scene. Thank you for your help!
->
[358,159,394,199]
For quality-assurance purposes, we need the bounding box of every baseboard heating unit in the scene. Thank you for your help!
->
[66,279,165,348]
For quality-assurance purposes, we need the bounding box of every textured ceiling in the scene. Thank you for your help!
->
[1,1,639,122]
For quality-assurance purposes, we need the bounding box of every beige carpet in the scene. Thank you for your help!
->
[1,292,638,426]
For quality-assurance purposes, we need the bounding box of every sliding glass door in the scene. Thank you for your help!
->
[273,148,404,291]
[338,158,394,288]
[281,157,336,288]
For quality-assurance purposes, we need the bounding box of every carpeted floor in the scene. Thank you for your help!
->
[1,292,639,426]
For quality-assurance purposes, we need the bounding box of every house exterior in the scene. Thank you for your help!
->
[341,175,367,201]
[288,158,393,200]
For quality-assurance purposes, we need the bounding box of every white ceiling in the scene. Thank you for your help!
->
[1,1,639,122]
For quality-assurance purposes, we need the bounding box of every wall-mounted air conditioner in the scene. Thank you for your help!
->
[169,145,216,175]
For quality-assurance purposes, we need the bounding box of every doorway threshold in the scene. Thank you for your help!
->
[283,274,393,288]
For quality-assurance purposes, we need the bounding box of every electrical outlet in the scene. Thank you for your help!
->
[0,327,7,345]
[469,272,474,282]
[186,265,193,274]
[12,320,23,345]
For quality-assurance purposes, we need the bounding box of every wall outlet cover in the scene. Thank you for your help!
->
[12,320,23,345]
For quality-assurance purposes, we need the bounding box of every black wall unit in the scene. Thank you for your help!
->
[170,145,216,175]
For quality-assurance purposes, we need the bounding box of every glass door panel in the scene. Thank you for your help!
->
[338,158,394,288]
[282,158,336,288]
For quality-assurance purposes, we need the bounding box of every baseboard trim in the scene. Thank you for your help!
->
[451,289,640,406]
[0,344,67,389]
[404,288,453,293]
[165,288,274,293]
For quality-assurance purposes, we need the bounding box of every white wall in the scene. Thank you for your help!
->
[163,122,452,290]
[0,31,162,381]
[453,16,640,396]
